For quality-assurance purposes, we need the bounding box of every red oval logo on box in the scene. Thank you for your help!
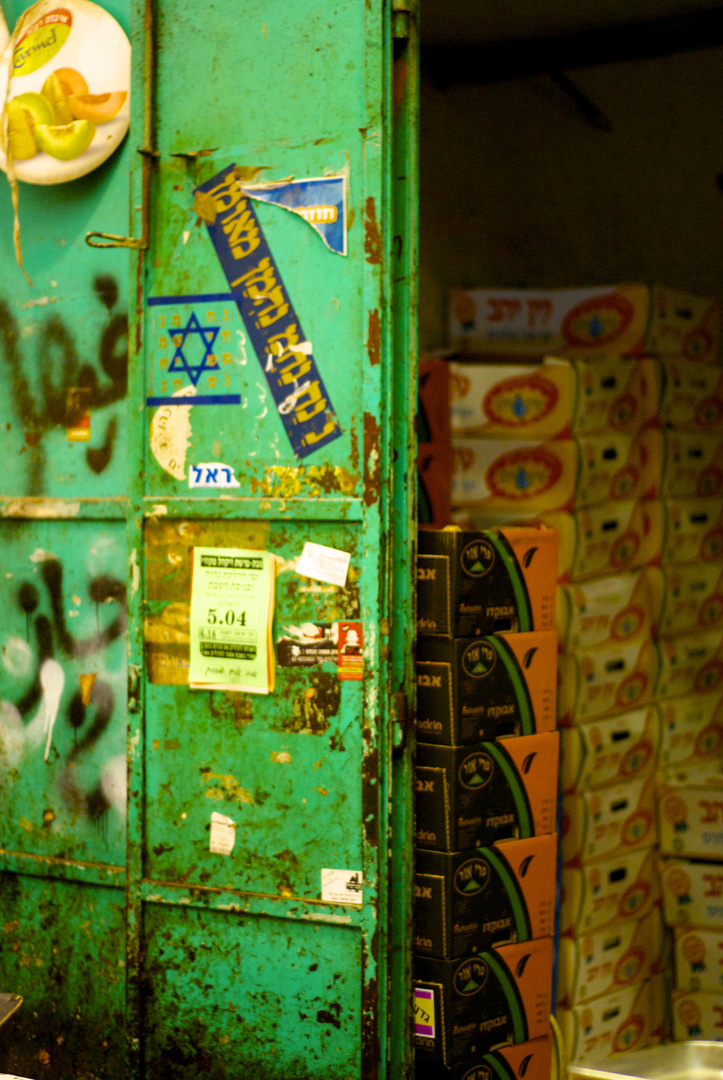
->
[482,374,559,429]
[562,293,635,349]
[485,447,563,501]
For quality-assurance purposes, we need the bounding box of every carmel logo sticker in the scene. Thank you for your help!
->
[454,856,491,897]
[459,751,494,790]
[462,640,496,678]
[485,447,562,501]
[562,293,635,349]
[13,9,72,76]
[482,373,559,428]
[453,956,489,996]
[461,538,495,578]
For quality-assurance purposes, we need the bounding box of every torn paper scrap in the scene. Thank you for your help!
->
[296,542,351,587]
[209,812,236,855]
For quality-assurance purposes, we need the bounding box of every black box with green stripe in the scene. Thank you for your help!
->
[414,833,557,961]
[414,936,553,1065]
[415,732,559,852]
[417,630,557,746]
[417,526,558,638]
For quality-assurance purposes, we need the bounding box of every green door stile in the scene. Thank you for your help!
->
[0,0,417,1075]
[121,1,417,1077]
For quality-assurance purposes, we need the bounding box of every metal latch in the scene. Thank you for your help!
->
[392,691,411,749]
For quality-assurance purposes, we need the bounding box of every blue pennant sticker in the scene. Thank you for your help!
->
[244,176,347,256]
[194,164,343,459]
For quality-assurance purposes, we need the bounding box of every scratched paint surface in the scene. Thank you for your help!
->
[132,0,390,1075]
[142,905,361,1079]
[0,521,127,863]
[0,874,125,1078]
[0,9,130,502]
[144,519,362,894]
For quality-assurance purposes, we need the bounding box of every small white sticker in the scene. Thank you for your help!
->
[209,812,236,855]
[321,868,363,906]
[189,462,241,488]
[297,543,351,587]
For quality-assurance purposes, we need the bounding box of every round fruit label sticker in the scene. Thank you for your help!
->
[0,0,130,184]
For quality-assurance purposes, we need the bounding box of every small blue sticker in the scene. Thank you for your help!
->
[245,176,347,256]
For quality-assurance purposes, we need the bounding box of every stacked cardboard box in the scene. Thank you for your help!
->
[413,526,559,1076]
[443,282,723,1065]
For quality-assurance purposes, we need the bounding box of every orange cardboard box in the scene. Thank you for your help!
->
[417,631,557,746]
[417,526,558,637]
[674,926,723,993]
[557,569,661,653]
[658,692,723,769]
[656,628,723,700]
[663,499,723,565]
[657,764,723,861]
[560,705,660,795]
[558,976,664,1065]
[414,833,557,960]
[415,731,559,852]
[558,638,657,726]
[419,442,452,530]
[557,909,664,1008]
[414,937,553,1066]
[419,358,451,445]
[414,1036,553,1080]
[561,846,660,937]
[561,778,657,867]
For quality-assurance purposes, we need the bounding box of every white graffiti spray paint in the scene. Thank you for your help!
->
[39,659,65,761]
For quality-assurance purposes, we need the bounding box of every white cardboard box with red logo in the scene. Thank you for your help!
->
[557,975,665,1065]
[448,285,718,363]
[561,778,658,867]
[658,765,723,861]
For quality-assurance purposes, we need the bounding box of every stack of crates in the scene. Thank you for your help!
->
[443,282,723,1066]
[413,525,559,1080]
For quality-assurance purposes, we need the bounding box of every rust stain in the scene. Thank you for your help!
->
[367,309,381,367]
[363,412,381,507]
[250,464,359,499]
[393,56,409,112]
[363,196,381,265]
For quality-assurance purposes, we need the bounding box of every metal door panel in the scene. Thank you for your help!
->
[143,154,364,497]
[0,518,127,865]
[0,873,125,1078]
[143,517,362,895]
[142,903,362,1079]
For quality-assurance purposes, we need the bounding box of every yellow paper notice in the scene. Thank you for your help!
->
[189,547,275,693]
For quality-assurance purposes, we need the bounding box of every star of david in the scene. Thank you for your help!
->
[167,312,220,386]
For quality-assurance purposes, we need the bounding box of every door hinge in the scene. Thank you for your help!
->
[392,0,412,39]
[392,691,411,749]
[128,664,141,714]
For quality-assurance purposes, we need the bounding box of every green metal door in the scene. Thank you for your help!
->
[0,0,418,1077]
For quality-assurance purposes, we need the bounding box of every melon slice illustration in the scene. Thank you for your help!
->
[35,119,96,161]
[68,90,127,123]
